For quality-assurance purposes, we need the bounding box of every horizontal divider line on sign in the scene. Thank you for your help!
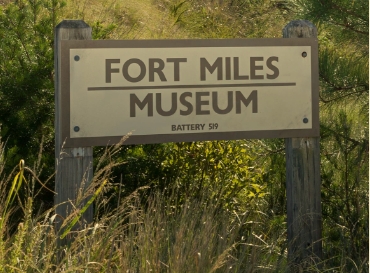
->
[87,82,297,91]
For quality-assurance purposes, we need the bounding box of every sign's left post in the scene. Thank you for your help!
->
[54,20,93,235]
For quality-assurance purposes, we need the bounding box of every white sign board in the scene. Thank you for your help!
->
[60,39,319,146]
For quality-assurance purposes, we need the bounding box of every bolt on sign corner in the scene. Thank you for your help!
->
[60,38,319,147]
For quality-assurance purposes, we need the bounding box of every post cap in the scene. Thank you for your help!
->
[283,20,317,38]
[56,20,90,29]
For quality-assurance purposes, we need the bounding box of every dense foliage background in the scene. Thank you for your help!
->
[0,0,368,271]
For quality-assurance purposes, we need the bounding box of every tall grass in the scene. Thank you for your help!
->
[0,138,284,272]
[0,136,366,272]
[0,175,275,271]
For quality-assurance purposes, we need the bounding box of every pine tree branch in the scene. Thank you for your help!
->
[319,89,368,103]
[317,0,368,35]
[330,21,368,35]
[318,0,369,23]
[5,15,32,63]
[319,72,369,102]
[321,125,366,147]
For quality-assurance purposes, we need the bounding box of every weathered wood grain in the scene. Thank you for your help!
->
[284,20,323,270]
[54,20,93,231]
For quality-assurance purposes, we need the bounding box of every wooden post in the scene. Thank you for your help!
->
[283,20,323,270]
[54,20,93,232]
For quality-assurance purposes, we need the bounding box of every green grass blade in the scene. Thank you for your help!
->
[0,160,25,231]
[60,179,107,239]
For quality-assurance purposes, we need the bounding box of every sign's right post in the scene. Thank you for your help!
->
[283,20,323,270]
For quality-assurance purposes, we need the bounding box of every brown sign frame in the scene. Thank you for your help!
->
[60,38,319,147]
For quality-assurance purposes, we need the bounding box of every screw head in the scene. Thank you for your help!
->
[302,52,307,58]
[74,126,80,132]
[303,118,309,124]
[74,55,80,61]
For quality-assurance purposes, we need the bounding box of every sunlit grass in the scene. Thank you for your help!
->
[0,160,285,271]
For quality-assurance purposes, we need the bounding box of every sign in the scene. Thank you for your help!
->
[60,38,319,147]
